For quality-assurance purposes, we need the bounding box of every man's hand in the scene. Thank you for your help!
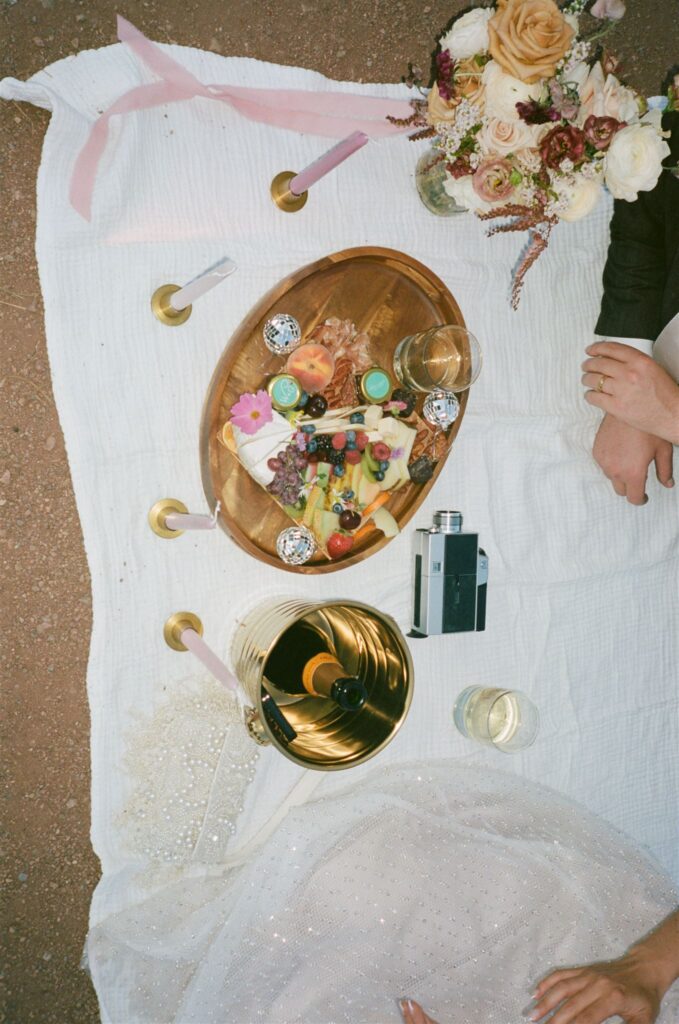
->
[591,414,674,505]
[582,342,679,445]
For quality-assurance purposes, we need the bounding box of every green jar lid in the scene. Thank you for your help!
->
[359,366,392,403]
[267,373,302,411]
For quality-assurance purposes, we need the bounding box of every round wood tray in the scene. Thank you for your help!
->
[200,246,467,573]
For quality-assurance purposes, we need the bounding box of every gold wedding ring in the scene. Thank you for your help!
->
[596,374,606,393]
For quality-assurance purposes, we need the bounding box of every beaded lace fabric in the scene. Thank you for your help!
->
[90,759,679,1023]
[119,677,258,866]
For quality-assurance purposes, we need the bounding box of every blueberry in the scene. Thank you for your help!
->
[301,424,316,434]
[333,465,345,477]
[374,470,385,481]
[344,490,354,499]
[297,391,309,408]
[379,461,389,471]
[346,441,357,451]
[307,439,318,452]
[349,412,365,424]
[345,430,356,442]
[332,502,343,514]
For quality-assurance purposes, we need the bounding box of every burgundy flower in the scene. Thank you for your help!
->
[583,114,624,151]
[539,124,587,169]
[436,49,456,102]
[516,99,560,125]
[447,155,472,179]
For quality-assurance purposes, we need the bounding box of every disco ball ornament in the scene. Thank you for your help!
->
[263,313,302,356]
[422,389,460,430]
[276,525,317,566]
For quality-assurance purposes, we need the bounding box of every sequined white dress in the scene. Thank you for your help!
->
[88,757,679,1023]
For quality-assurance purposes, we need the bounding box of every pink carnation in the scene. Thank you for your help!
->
[230,389,273,435]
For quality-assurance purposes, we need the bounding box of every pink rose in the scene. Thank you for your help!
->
[539,124,586,169]
[472,157,516,203]
[583,114,624,150]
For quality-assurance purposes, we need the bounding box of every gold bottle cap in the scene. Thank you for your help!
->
[267,373,302,411]
[359,366,392,404]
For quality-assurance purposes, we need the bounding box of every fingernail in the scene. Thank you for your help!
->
[521,1000,536,1017]
[643,494,649,504]
[668,478,675,487]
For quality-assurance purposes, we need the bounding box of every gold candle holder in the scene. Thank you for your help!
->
[148,498,189,538]
[151,284,193,326]
[163,611,203,651]
[270,171,308,213]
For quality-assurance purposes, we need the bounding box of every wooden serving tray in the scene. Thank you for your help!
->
[200,246,467,573]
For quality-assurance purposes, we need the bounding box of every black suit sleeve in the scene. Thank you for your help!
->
[595,111,679,342]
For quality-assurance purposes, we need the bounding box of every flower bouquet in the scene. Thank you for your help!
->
[401,0,672,307]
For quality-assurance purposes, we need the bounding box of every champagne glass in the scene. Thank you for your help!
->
[452,686,539,753]
[392,324,482,393]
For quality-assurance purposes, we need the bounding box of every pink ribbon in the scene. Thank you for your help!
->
[70,16,414,220]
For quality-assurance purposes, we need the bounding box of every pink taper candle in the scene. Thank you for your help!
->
[164,500,221,533]
[180,627,244,700]
[164,513,215,532]
[289,131,369,195]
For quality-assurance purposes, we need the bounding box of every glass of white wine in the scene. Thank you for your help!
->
[392,324,482,394]
[452,686,539,753]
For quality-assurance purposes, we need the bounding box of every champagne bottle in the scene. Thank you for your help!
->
[264,622,367,711]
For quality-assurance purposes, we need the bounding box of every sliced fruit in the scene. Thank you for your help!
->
[357,475,381,508]
[302,484,325,526]
[372,506,399,538]
[313,509,341,545]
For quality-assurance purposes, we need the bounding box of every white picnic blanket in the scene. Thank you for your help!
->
[3,36,679,1016]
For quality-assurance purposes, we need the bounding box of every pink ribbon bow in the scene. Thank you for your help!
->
[69,16,415,220]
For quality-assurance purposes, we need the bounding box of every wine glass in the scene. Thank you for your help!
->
[392,324,482,394]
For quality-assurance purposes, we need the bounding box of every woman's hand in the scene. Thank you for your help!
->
[591,414,674,505]
[530,951,663,1024]
[582,342,679,445]
[399,998,439,1024]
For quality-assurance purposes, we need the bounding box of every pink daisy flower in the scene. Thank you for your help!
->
[230,390,273,435]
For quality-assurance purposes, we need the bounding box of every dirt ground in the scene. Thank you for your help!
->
[0,1,676,1020]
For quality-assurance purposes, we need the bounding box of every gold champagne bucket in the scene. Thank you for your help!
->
[232,599,414,771]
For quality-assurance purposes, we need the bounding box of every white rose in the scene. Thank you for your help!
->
[577,62,604,122]
[443,172,494,213]
[440,8,493,60]
[482,60,544,123]
[560,60,590,93]
[604,123,670,201]
[478,116,541,156]
[601,73,639,123]
[556,177,603,221]
[579,65,639,124]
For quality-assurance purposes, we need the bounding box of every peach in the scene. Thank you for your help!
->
[285,344,335,394]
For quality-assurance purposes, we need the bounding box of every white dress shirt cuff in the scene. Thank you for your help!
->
[594,334,654,357]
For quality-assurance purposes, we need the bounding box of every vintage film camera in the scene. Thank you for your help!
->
[410,510,488,637]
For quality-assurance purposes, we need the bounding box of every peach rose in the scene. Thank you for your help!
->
[454,56,486,109]
[488,0,575,84]
[427,82,461,124]
[478,116,540,156]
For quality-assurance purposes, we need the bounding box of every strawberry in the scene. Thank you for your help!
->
[331,432,347,450]
[327,532,354,560]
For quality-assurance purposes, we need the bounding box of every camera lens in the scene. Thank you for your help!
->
[433,510,463,533]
